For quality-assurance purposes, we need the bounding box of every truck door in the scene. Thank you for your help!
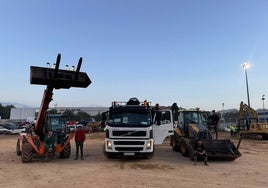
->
[153,110,174,145]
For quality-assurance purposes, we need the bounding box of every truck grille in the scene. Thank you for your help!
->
[112,131,146,137]
[115,147,143,151]
[114,141,144,145]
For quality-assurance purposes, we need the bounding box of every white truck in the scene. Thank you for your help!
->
[102,98,173,158]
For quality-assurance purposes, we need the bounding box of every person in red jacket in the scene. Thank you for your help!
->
[74,124,86,160]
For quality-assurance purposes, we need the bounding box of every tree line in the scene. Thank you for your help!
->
[0,104,15,119]
[47,109,102,122]
[1,103,239,123]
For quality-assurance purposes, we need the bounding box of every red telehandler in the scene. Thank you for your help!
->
[16,54,91,162]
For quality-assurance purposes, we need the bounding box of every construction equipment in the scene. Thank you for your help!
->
[237,101,268,140]
[16,54,91,162]
[102,98,173,158]
[170,109,241,161]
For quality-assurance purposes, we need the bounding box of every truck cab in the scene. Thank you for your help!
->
[103,98,173,158]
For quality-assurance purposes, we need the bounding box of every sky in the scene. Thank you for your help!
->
[0,0,268,111]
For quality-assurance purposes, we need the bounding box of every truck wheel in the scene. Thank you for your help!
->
[144,149,154,159]
[21,141,33,163]
[104,152,117,159]
[180,141,188,157]
[103,144,116,159]
[144,153,154,159]
[16,139,22,156]
[60,143,71,158]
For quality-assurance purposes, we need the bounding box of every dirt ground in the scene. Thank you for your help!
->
[0,132,267,188]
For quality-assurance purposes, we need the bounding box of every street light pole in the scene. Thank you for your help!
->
[262,95,265,109]
[242,63,251,107]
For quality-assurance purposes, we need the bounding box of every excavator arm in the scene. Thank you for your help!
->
[238,101,259,120]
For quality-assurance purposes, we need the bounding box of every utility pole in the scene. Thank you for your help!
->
[262,95,265,109]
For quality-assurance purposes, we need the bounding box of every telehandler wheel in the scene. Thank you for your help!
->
[21,141,33,163]
[16,139,22,156]
[180,141,188,157]
[60,143,71,158]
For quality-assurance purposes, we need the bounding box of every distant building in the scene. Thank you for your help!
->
[10,107,109,121]
[10,108,36,121]
[256,109,268,122]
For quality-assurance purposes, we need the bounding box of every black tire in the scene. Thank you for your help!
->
[103,143,117,159]
[104,151,117,159]
[144,149,155,159]
[144,153,154,159]
[188,147,194,161]
[21,141,33,163]
[60,143,71,158]
[16,139,22,156]
[262,134,268,140]
[171,136,180,152]
[180,141,188,157]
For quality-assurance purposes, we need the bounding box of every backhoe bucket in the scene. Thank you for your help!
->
[202,139,241,161]
[30,54,91,89]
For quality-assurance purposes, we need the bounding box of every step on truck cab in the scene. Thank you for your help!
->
[103,98,173,158]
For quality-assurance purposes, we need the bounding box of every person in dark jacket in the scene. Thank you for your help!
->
[153,103,161,125]
[193,140,208,166]
[171,103,179,122]
[208,110,220,139]
[74,124,86,160]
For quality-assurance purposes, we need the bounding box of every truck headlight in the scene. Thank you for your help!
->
[107,140,112,149]
[146,140,152,149]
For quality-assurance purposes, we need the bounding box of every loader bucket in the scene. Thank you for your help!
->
[30,54,91,89]
[201,139,241,161]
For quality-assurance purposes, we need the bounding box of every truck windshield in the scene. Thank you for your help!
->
[109,112,151,127]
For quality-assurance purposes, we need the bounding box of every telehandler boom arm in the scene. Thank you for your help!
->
[31,54,91,138]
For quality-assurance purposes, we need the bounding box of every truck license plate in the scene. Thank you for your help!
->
[124,152,135,156]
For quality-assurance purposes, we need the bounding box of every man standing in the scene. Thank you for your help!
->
[209,110,220,139]
[193,140,208,166]
[230,124,237,137]
[75,124,86,160]
[44,130,56,161]
[171,103,179,122]
[153,103,161,125]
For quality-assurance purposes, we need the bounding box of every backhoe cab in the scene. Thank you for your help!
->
[17,54,91,162]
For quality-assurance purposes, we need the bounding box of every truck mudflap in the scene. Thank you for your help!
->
[189,139,241,161]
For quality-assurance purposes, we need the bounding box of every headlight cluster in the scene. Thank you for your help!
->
[146,140,152,149]
[107,140,112,149]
